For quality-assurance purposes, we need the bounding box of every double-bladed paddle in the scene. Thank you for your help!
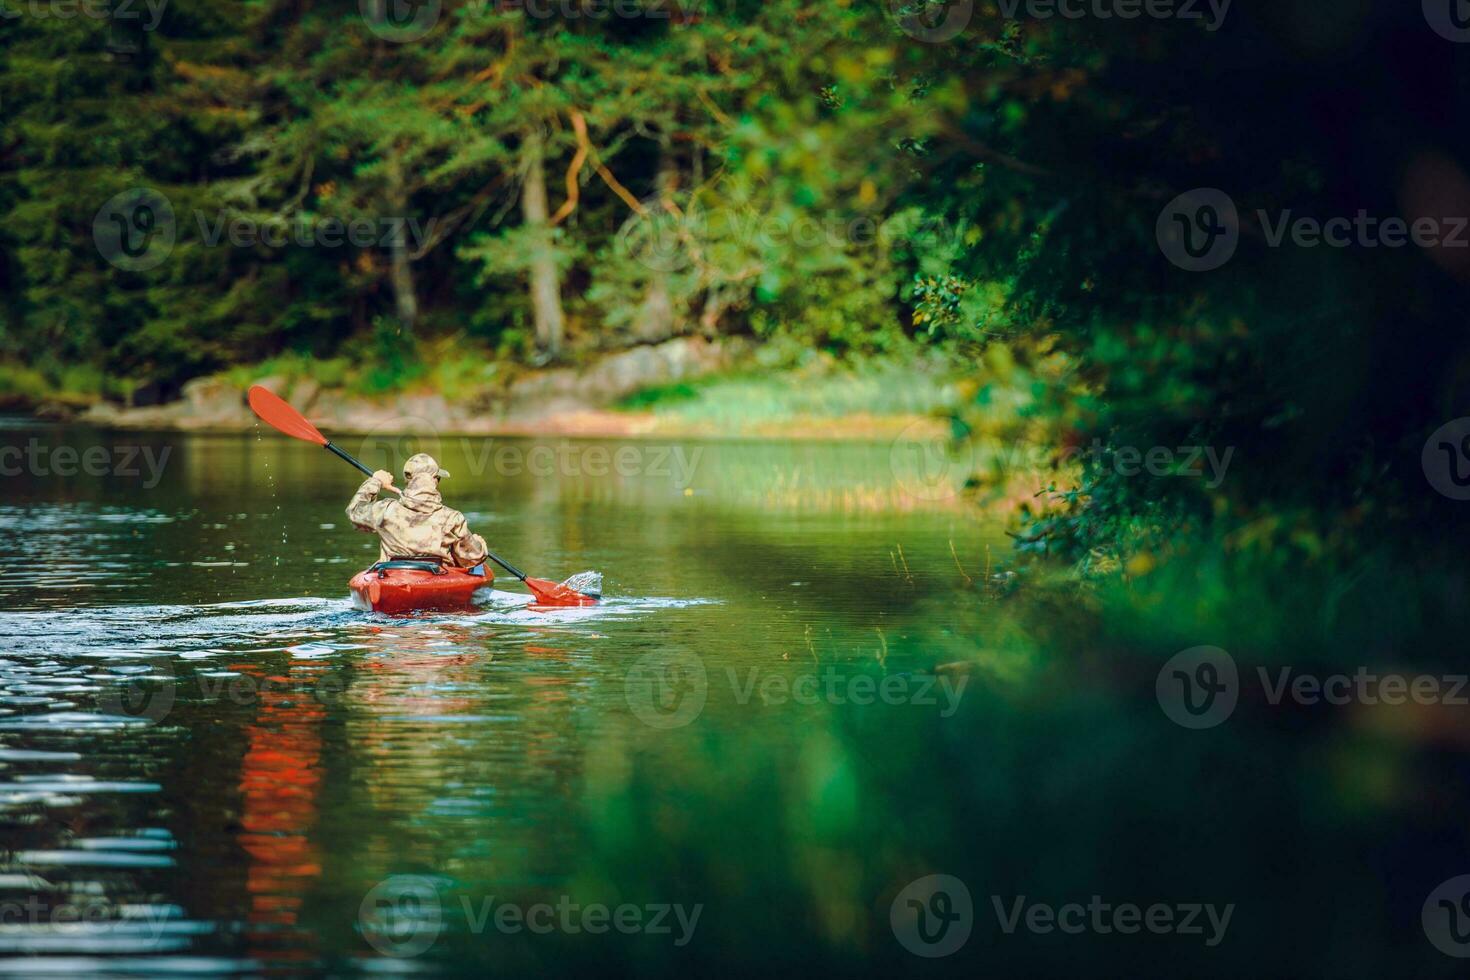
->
[247,384,598,606]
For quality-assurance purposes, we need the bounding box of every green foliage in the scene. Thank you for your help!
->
[0,363,53,405]
[615,357,960,429]
[220,352,353,391]
[346,317,424,395]
[3,0,1466,577]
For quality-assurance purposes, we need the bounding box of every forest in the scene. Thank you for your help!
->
[4,0,1470,581]
[7,3,1470,975]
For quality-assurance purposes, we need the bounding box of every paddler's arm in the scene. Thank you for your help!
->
[346,471,396,531]
[446,512,489,568]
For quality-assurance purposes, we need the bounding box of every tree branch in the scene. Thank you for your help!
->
[549,110,590,226]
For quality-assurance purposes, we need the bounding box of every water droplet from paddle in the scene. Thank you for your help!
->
[558,571,602,597]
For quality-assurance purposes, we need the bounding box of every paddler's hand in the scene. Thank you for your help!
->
[372,470,395,491]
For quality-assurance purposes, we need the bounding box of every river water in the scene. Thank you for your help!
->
[0,421,1458,976]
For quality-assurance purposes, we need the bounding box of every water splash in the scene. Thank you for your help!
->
[558,571,603,597]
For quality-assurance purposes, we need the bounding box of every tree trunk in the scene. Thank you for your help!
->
[388,236,418,334]
[386,153,418,334]
[636,147,677,344]
[521,132,565,357]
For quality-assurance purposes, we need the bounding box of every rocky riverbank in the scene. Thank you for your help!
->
[52,337,943,440]
[71,338,737,436]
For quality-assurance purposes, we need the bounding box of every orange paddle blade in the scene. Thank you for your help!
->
[248,385,327,446]
[524,577,598,607]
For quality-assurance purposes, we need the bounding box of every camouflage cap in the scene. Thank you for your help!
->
[403,452,450,480]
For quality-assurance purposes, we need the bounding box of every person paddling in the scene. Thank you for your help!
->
[347,452,489,568]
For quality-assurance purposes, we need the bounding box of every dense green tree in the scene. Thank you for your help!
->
[6,0,1468,577]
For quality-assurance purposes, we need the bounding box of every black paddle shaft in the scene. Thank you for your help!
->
[323,440,530,582]
[483,552,528,581]
[325,441,374,478]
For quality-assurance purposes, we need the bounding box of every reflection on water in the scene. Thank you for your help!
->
[8,427,1455,975]
[0,425,998,974]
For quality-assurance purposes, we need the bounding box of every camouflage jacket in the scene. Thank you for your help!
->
[346,475,488,567]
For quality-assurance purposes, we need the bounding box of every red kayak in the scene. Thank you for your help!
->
[348,560,491,614]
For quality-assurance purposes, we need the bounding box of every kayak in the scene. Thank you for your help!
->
[348,560,491,614]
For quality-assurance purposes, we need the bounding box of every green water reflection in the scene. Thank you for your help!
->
[0,422,1457,976]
